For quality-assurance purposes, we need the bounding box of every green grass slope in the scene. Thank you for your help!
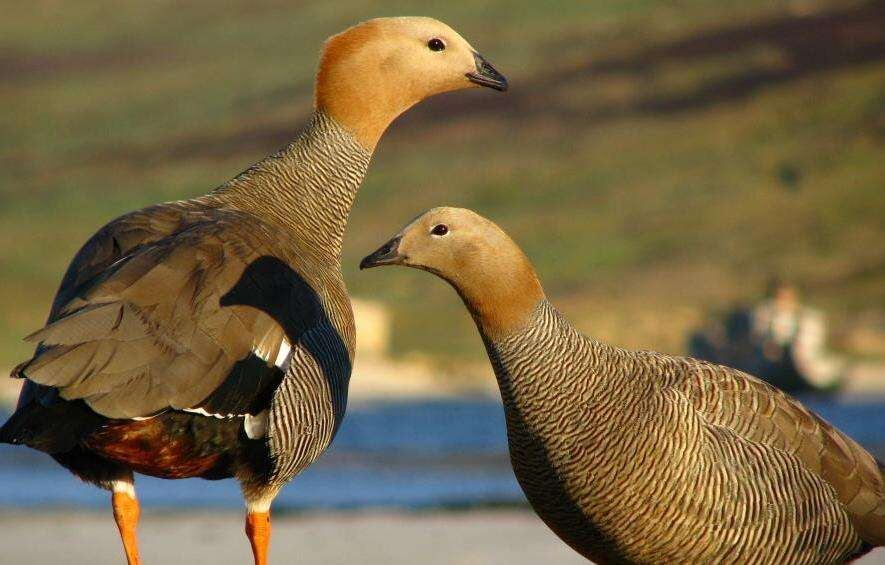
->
[1,0,883,371]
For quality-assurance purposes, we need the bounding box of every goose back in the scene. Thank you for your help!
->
[485,300,882,564]
[10,114,372,487]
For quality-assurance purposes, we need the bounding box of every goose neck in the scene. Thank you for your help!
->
[213,112,373,262]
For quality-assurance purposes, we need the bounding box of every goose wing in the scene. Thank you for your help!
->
[16,208,323,421]
[665,354,884,544]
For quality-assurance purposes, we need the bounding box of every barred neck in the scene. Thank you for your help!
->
[484,300,602,400]
[212,112,372,261]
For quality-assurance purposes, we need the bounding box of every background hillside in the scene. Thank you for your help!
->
[1,0,883,372]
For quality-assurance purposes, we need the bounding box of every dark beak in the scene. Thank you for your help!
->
[466,52,508,91]
[360,236,404,270]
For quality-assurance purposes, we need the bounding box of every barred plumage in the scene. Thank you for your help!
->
[216,113,368,488]
[217,111,372,264]
[362,206,884,564]
[490,300,880,563]
[2,18,509,564]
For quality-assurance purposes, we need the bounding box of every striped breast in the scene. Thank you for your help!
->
[214,112,370,486]
[484,300,872,564]
[264,316,352,486]
[216,111,374,263]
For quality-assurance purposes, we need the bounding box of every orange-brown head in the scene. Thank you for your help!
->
[360,207,544,341]
[315,17,507,149]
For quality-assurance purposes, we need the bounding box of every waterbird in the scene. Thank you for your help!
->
[360,206,884,564]
[0,20,507,565]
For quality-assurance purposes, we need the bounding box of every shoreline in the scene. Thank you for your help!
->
[0,508,882,564]
[0,508,585,565]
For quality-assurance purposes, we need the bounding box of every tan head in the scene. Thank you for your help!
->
[315,17,507,149]
[360,207,545,340]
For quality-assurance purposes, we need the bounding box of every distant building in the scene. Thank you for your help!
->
[352,298,392,358]
[349,298,467,400]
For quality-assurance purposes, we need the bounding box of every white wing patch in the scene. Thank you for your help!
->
[274,339,292,369]
[182,407,239,419]
[178,408,268,439]
[244,409,269,439]
[253,336,292,370]
[170,338,289,432]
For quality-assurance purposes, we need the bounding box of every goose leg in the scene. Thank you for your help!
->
[245,510,271,565]
[111,478,141,565]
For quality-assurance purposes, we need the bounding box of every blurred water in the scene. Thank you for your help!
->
[0,396,882,511]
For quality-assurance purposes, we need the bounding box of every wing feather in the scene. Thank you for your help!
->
[658,354,885,543]
[16,207,320,421]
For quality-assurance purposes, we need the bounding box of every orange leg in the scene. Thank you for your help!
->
[245,511,271,565]
[112,490,141,565]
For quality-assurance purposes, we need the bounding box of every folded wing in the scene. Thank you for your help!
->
[667,355,885,544]
[17,210,320,420]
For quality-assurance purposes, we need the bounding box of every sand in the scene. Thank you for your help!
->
[0,508,585,564]
[1,509,883,564]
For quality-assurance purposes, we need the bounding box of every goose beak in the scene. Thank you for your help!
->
[466,52,508,91]
[360,236,405,270]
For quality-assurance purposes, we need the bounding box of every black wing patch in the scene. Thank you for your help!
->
[192,354,284,417]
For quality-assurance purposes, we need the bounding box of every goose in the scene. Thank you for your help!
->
[360,207,884,564]
[1,20,507,565]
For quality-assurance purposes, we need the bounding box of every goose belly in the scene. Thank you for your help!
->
[503,399,862,564]
[82,412,248,480]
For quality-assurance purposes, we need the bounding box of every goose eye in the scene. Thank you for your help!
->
[431,224,449,236]
[427,38,446,52]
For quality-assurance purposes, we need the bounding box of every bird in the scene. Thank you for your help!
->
[1,19,507,565]
[360,207,884,564]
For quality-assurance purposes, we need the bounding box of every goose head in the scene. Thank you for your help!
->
[315,17,507,149]
[360,207,544,340]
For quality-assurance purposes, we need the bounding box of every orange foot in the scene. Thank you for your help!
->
[246,511,271,565]
[112,491,141,565]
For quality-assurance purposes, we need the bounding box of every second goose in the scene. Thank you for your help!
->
[361,206,884,564]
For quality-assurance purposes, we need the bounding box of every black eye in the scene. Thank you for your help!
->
[431,224,449,236]
[427,38,446,52]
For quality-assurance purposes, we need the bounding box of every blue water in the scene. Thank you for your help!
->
[0,397,882,511]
